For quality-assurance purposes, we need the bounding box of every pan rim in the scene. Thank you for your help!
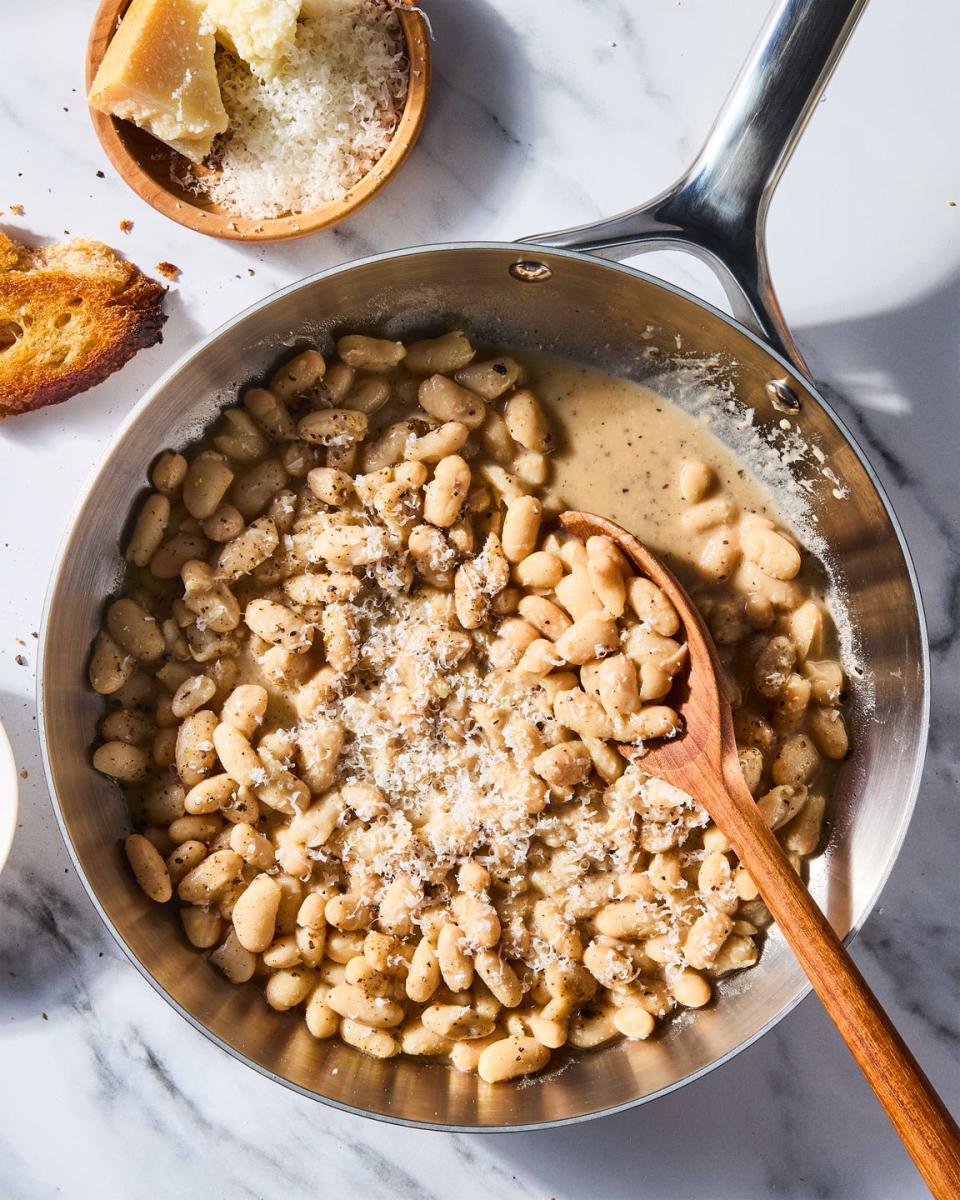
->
[37,241,930,1132]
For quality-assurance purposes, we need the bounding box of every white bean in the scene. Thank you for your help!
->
[183,453,235,520]
[174,710,218,786]
[307,467,355,506]
[171,674,216,719]
[477,1036,549,1083]
[125,493,170,567]
[404,421,470,462]
[106,599,164,663]
[298,409,368,447]
[501,496,542,563]
[554,612,619,665]
[337,334,406,371]
[418,375,486,429]
[504,390,553,453]
[455,356,520,400]
[232,873,281,952]
[245,599,313,652]
[424,455,471,528]
[124,833,172,902]
[210,928,256,983]
[405,330,475,374]
[270,349,325,401]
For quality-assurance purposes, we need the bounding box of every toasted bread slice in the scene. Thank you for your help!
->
[0,232,167,417]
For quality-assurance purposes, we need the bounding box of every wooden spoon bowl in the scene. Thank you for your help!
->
[560,510,960,1198]
[84,0,431,242]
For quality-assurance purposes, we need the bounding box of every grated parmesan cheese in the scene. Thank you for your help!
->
[200,0,408,218]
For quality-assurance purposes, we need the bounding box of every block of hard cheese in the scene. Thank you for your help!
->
[203,0,301,79]
[88,0,228,163]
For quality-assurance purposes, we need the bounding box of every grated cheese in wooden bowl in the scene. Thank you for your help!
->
[199,0,409,219]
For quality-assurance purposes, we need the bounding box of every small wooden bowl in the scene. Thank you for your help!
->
[85,0,431,242]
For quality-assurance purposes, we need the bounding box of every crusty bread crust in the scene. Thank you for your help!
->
[0,233,167,417]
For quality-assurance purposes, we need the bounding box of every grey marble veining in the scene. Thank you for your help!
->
[1,1,959,1197]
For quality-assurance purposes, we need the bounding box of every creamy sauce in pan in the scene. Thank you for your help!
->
[535,359,778,575]
[529,356,835,635]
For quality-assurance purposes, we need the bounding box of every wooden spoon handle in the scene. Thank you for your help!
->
[701,764,960,1198]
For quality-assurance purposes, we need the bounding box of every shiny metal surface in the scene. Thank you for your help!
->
[39,241,927,1130]
[526,0,869,373]
[766,378,802,413]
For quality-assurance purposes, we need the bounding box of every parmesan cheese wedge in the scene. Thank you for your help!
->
[203,0,301,79]
[87,0,228,163]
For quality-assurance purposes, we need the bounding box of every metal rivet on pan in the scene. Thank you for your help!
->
[766,378,801,413]
[509,261,553,283]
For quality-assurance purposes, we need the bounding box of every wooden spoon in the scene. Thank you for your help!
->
[560,510,960,1198]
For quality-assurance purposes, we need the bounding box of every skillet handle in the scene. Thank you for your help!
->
[522,0,869,376]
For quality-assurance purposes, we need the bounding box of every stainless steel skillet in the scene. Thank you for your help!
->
[39,0,927,1130]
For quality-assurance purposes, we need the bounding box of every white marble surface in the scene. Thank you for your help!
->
[2,1,959,1196]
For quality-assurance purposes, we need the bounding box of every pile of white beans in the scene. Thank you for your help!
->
[89,330,849,1084]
